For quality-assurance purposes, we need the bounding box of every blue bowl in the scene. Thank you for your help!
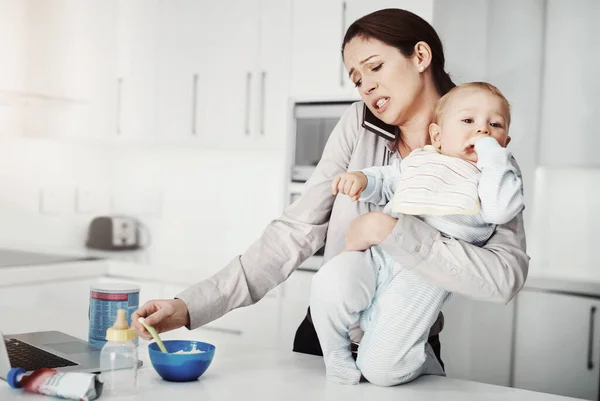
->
[148,340,216,382]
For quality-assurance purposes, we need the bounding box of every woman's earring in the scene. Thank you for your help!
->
[418,66,425,73]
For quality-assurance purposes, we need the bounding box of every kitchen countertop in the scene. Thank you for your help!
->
[524,275,600,298]
[0,248,99,268]
[0,342,584,401]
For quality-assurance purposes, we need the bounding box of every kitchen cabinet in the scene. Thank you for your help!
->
[154,0,211,143]
[22,0,118,140]
[513,290,600,400]
[290,0,433,100]
[154,0,290,149]
[255,0,293,149]
[0,0,26,93]
[440,294,514,386]
[279,270,314,350]
[197,0,260,148]
[116,0,158,140]
[0,278,98,339]
[0,0,26,137]
[163,282,281,349]
[162,283,250,337]
[0,282,49,335]
[290,0,353,99]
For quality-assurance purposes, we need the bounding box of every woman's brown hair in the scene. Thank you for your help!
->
[342,8,455,97]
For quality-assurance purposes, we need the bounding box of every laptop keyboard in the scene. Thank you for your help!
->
[5,338,78,372]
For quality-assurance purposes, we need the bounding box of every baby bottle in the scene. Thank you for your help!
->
[100,309,138,396]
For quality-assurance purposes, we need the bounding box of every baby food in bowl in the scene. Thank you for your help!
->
[173,349,206,355]
[148,340,216,382]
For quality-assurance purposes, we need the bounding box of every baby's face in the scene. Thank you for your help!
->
[431,87,510,163]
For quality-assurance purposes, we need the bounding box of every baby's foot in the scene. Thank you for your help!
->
[324,349,362,385]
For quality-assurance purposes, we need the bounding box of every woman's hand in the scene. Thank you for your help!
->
[131,299,191,340]
[345,212,398,251]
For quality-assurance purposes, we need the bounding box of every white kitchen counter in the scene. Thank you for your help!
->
[524,275,600,297]
[0,342,584,401]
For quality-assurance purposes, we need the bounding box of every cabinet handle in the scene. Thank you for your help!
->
[588,306,596,370]
[340,1,347,87]
[259,71,266,136]
[192,74,198,135]
[117,78,123,135]
[245,72,252,135]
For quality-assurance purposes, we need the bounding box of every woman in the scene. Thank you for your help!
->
[132,8,529,374]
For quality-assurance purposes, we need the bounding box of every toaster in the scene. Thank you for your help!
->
[86,216,144,251]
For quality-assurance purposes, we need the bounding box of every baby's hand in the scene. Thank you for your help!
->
[332,172,368,201]
[467,134,498,149]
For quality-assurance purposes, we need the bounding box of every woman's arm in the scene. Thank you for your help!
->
[347,158,529,304]
[380,211,528,304]
[176,103,362,329]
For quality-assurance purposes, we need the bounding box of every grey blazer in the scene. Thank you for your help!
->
[177,102,530,336]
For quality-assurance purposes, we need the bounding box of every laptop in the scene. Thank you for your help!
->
[0,330,104,380]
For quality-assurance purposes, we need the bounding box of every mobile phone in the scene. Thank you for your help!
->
[361,105,398,141]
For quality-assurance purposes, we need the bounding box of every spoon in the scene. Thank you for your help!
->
[138,317,168,353]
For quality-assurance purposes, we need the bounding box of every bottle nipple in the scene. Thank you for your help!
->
[112,309,129,330]
[105,309,136,342]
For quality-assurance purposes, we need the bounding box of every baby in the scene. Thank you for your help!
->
[310,82,524,386]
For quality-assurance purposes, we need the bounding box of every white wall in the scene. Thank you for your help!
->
[527,166,600,277]
[0,137,113,249]
[110,146,286,274]
[434,0,545,232]
[0,135,285,276]
[539,0,600,167]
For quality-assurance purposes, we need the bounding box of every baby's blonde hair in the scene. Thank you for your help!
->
[434,82,511,127]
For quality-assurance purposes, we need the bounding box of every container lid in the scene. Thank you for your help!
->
[106,309,136,342]
[7,367,26,388]
[90,283,140,293]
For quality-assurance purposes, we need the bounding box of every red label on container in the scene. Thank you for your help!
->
[91,291,128,301]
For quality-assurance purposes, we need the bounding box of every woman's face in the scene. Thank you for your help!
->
[343,36,423,127]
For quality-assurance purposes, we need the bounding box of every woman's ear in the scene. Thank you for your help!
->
[429,123,442,150]
[414,41,432,72]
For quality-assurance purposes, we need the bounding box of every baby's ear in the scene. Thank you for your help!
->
[429,123,442,150]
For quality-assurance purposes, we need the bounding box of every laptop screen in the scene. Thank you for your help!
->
[0,332,12,380]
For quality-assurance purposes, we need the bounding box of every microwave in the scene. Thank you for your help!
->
[291,101,356,183]
[291,100,398,182]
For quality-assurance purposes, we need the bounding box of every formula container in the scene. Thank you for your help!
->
[88,283,140,348]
